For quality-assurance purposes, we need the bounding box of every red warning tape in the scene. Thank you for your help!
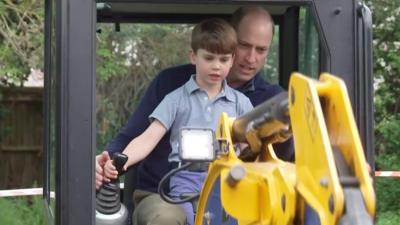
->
[0,188,43,197]
[0,184,124,198]
[375,171,400,178]
[0,188,55,198]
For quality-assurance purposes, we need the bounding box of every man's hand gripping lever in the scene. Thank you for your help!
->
[96,153,129,225]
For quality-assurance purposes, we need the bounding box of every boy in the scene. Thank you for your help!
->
[104,18,253,225]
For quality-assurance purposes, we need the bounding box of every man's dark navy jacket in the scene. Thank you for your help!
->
[106,64,293,193]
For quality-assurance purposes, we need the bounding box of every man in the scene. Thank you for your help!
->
[96,6,293,225]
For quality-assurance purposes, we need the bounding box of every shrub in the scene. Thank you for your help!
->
[0,196,45,225]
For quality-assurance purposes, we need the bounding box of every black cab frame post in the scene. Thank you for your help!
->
[44,0,96,224]
[311,0,374,165]
[58,0,96,224]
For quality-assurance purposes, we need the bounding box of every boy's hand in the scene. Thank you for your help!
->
[104,159,119,180]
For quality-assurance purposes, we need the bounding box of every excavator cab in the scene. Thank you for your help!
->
[43,0,374,224]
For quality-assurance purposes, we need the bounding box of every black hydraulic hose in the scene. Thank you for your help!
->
[158,162,200,204]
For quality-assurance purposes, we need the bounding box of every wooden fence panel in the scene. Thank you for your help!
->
[0,87,43,189]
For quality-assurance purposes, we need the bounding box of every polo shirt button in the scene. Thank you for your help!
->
[204,97,208,101]
[207,107,211,111]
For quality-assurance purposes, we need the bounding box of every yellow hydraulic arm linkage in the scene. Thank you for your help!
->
[194,72,375,225]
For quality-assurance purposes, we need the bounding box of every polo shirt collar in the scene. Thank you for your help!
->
[185,75,200,93]
[221,80,236,102]
[185,75,236,102]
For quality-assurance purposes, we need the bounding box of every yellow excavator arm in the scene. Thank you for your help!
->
[194,72,375,225]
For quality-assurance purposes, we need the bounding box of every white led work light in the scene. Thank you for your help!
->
[179,128,216,161]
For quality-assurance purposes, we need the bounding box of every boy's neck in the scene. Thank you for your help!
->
[194,77,223,99]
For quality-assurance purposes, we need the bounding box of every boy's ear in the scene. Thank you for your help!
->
[189,49,196,65]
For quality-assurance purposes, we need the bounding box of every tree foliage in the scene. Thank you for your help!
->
[95,23,191,150]
[0,0,43,86]
[366,0,400,154]
[367,0,400,157]
[365,1,400,224]
[0,196,44,225]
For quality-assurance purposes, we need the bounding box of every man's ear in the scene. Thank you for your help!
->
[189,49,196,65]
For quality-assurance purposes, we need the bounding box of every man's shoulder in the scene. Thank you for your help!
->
[253,74,284,93]
[230,86,250,100]
[157,64,195,81]
[247,74,285,105]
[148,64,195,96]
[165,82,186,98]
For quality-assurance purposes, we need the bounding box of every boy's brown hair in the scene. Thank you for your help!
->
[191,18,237,54]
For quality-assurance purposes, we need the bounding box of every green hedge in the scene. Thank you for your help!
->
[0,196,45,225]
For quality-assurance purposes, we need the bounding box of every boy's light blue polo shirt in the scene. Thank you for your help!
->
[150,75,253,162]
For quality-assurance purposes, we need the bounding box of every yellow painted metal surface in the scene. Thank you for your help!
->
[195,113,297,225]
[193,73,375,225]
[289,72,345,225]
[317,73,375,215]
[288,72,375,224]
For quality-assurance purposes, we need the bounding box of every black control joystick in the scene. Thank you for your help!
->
[96,153,129,225]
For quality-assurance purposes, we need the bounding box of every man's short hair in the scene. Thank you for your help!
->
[230,6,275,35]
[191,18,237,54]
